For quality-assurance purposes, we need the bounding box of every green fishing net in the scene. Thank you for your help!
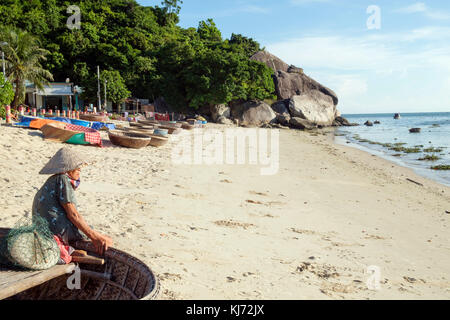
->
[0,216,60,270]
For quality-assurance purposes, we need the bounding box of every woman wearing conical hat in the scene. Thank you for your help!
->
[32,147,113,255]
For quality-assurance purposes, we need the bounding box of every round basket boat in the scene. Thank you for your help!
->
[79,114,108,122]
[158,125,182,134]
[108,130,151,149]
[148,135,169,147]
[138,120,160,126]
[123,128,154,136]
[153,129,169,137]
[142,119,160,125]
[160,122,182,128]
[124,125,155,131]
[10,240,159,300]
[181,122,195,130]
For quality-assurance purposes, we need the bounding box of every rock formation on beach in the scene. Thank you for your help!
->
[208,50,352,129]
[156,50,353,129]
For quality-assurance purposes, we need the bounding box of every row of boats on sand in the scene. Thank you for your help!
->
[9,112,206,149]
[109,119,203,149]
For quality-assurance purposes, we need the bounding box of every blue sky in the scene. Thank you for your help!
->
[138,0,450,114]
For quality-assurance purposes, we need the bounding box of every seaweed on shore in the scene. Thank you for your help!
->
[389,146,422,153]
[431,165,450,171]
[418,155,441,161]
[423,147,444,153]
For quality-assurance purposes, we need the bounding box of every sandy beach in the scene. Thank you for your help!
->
[0,123,449,300]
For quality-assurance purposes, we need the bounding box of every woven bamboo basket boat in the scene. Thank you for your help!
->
[158,125,182,134]
[148,135,169,147]
[159,121,182,128]
[79,114,108,122]
[138,120,161,126]
[9,240,159,300]
[108,130,151,149]
[122,128,154,136]
[181,122,195,130]
[123,125,155,131]
[129,122,152,128]
[142,119,160,124]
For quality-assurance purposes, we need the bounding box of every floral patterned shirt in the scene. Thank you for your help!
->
[32,174,86,244]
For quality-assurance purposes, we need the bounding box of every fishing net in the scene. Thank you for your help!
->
[0,216,60,270]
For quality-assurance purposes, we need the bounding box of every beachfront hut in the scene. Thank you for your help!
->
[24,82,82,112]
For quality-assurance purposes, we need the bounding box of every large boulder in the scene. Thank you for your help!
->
[288,91,336,126]
[210,104,231,122]
[231,100,277,126]
[274,71,339,105]
[217,116,234,125]
[250,51,289,73]
[333,116,358,127]
[276,113,291,126]
[250,51,338,106]
[271,100,289,115]
[290,117,317,130]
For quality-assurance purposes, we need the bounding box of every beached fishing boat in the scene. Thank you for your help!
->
[80,114,108,122]
[180,122,195,130]
[0,238,159,300]
[159,121,182,128]
[153,128,169,136]
[158,125,182,134]
[138,120,160,126]
[108,131,151,149]
[148,134,169,147]
[40,122,103,147]
[122,127,155,136]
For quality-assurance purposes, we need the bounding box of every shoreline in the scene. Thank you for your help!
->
[334,134,450,188]
[1,124,449,299]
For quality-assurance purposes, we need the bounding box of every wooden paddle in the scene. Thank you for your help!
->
[71,250,105,265]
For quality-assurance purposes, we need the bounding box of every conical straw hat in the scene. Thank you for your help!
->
[39,147,91,175]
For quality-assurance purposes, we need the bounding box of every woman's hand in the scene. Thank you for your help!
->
[91,232,113,256]
[62,203,113,255]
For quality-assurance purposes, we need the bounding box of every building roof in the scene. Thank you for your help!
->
[25,82,74,96]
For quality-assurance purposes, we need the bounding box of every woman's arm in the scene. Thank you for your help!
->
[61,203,112,255]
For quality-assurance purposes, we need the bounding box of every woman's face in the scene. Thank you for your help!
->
[67,168,81,181]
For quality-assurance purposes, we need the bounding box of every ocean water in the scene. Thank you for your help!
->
[335,112,450,187]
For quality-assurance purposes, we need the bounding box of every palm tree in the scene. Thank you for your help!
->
[0,28,53,108]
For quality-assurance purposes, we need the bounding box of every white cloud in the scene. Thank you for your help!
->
[290,0,330,5]
[395,2,450,20]
[240,5,270,14]
[395,2,427,14]
[265,30,450,113]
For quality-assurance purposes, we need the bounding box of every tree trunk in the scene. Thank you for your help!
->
[12,79,20,109]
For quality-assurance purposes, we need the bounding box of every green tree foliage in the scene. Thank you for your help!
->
[0,28,53,108]
[0,73,14,106]
[161,0,183,14]
[101,70,131,105]
[229,33,262,58]
[0,73,14,118]
[0,0,275,111]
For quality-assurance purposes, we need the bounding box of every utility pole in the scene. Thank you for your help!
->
[0,42,8,81]
[1,52,5,81]
[104,79,107,111]
[97,66,101,111]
